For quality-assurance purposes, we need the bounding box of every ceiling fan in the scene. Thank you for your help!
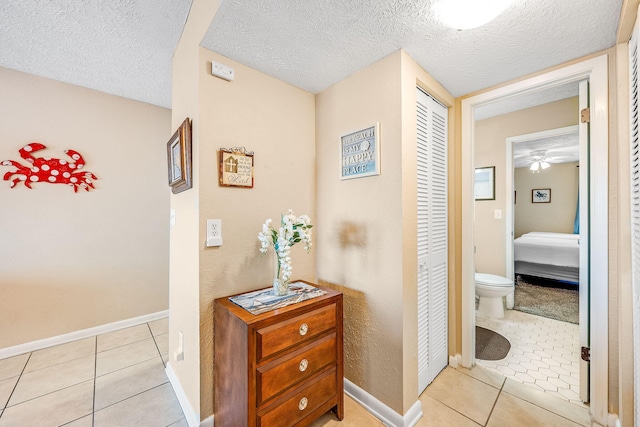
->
[528,150,550,171]
[522,149,578,172]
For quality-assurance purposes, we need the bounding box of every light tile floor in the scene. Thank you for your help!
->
[0,318,591,426]
[0,318,184,427]
[476,309,586,406]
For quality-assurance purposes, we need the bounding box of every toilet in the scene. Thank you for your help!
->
[475,273,514,319]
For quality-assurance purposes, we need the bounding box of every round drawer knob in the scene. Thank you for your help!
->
[299,323,308,336]
[299,358,308,372]
[298,397,308,411]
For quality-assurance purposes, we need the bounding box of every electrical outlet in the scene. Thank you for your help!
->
[206,219,223,247]
[174,330,184,362]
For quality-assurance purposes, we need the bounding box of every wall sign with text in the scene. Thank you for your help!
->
[218,147,254,188]
[341,123,380,180]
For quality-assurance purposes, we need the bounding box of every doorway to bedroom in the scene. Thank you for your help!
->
[475,118,586,407]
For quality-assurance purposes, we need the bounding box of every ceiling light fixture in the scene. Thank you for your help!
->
[529,150,551,172]
[435,0,514,30]
[530,160,550,172]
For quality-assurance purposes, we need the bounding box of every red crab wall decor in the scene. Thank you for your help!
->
[1,143,98,192]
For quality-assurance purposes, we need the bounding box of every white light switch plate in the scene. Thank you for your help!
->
[206,219,223,247]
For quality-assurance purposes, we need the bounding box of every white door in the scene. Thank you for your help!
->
[417,88,448,393]
[577,79,590,403]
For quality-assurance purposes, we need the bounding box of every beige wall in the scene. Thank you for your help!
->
[474,98,579,275]
[0,66,170,349]
[614,41,634,426]
[168,0,219,419]
[198,49,316,418]
[514,161,579,238]
[316,50,454,415]
[316,50,405,414]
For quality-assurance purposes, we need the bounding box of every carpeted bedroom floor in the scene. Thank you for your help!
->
[513,275,579,324]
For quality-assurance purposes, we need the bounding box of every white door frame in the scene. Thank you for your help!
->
[461,55,609,424]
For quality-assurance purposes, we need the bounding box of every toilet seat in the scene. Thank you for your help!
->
[475,273,513,287]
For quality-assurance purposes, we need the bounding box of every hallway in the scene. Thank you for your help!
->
[0,318,591,426]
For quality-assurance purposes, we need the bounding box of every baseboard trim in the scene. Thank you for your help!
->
[448,354,461,368]
[199,415,214,427]
[344,378,423,427]
[0,310,169,360]
[165,362,206,427]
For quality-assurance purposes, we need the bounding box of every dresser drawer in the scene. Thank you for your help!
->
[256,304,336,361]
[257,368,337,427]
[257,333,336,405]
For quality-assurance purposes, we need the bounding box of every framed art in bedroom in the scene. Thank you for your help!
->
[474,166,495,200]
[532,188,551,203]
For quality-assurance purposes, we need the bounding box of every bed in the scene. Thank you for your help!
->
[514,232,580,284]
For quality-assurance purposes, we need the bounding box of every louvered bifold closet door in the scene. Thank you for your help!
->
[629,19,640,427]
[417,88,448,394]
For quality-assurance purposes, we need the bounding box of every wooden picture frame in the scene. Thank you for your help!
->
[532,188,551,203]
[167,118,192,194]
[341,123,380,180]
[218,147,254,188]
[474,166,495,200]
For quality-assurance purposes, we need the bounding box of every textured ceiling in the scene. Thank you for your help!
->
[0,0,622,109]
[513,131,579,168]
[202,0,621,97]
[0,0,193,108]
[474,82,579,121]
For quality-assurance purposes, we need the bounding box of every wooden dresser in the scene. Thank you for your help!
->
[214,281,344,427]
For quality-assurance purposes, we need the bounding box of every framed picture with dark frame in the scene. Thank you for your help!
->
[532,188,551,203]
[167,118,192,194]
[474,166,495,200]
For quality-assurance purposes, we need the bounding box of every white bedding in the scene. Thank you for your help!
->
[514,232,580,268]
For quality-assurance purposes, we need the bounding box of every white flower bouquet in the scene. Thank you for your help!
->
[258,209,313,295]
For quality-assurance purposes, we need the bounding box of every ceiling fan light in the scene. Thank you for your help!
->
[435,0,514,30]
[540,161,550,169]
[530,161,539,171]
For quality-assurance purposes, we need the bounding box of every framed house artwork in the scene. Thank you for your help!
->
[167,118,192,194]
[218,147,254,188]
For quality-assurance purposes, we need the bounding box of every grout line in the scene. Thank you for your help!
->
[1,352,32,414]
[96,330,154,354]
[93,382,169,413]
[95,356,162,379]
[92,335,97,427]
[423,369,495,427]
[482,376,506,426]
[147,322,166,367]
[19,351,96,376]
[3,379,94,409]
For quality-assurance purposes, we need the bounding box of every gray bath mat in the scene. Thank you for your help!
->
[476,326,511,360]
